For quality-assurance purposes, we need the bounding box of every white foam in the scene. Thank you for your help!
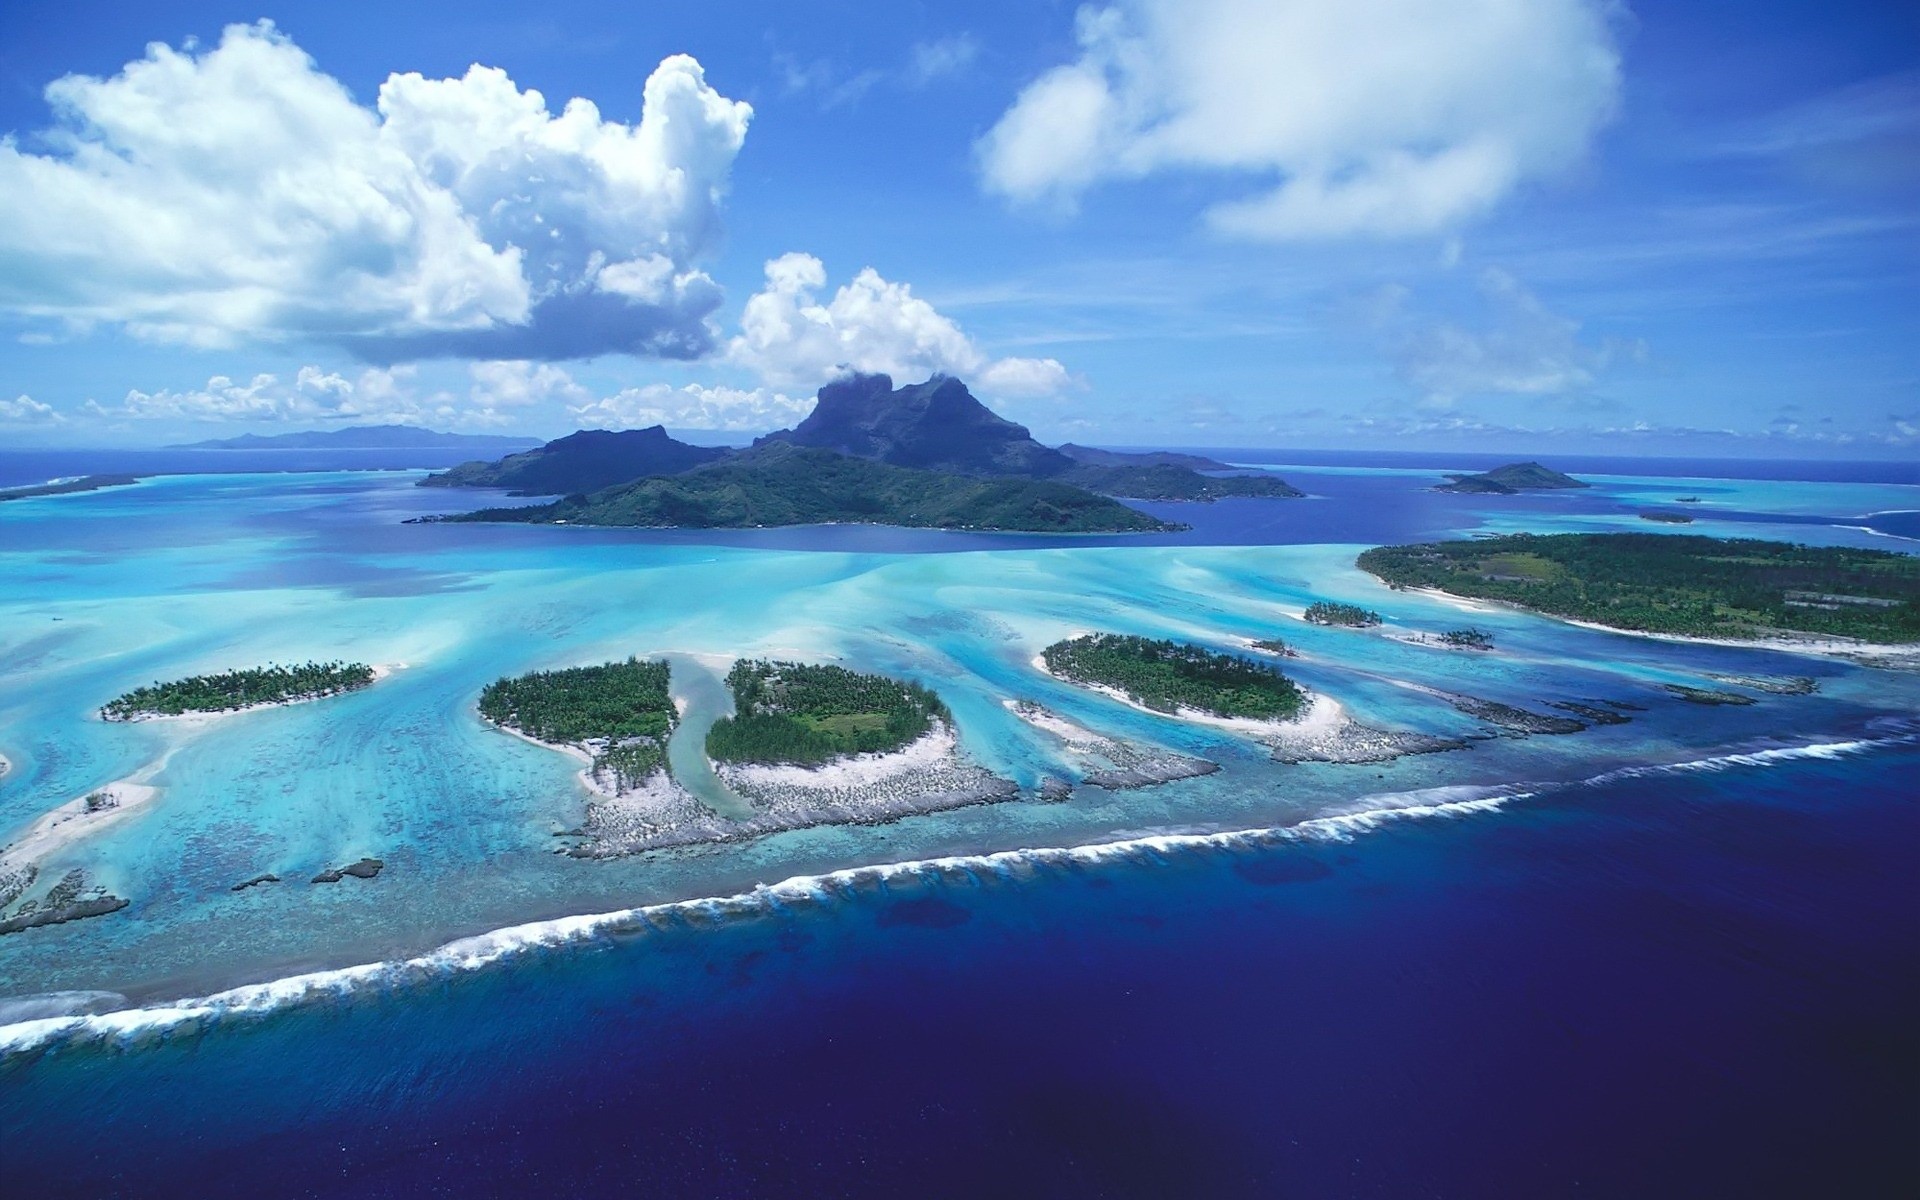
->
[3,730,1909,1059]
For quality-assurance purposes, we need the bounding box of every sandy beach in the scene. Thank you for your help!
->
[102,662,402,725]
[1035,657,1470,765]
[1404,585,1920,667]
[1007,700,1218,791]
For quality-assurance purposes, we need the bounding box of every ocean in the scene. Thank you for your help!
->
[0,450,1915,1196]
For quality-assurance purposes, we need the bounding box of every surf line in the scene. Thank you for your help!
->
[2,730,1911,1059]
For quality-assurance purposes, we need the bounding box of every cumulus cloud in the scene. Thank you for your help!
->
[467,360,590,410]
[1371,268,1641,404]
[978,0,1621,238]
[0,22,751,359]
[93,366,425,424]
[569,382,813,431]
[0,394,65,424]
[729,253,1072,396]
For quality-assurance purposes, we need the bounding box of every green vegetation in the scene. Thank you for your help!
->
[706,660,949,766]
[1251,637,1297,657]
[1042,634,1305,721]
[443,444,1172,534]
[1435,462,1588,494]
[479,658,676,788]
[1440,628,1495,649]
[1358,532,1920,643]
[1640,511,1694,524]
[1059,463,1304,502]
[102,661,374,719]
[0,474,141,503]
[1304,601,1382,628]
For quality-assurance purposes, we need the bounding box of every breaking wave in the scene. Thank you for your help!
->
[2,729,1912,1060]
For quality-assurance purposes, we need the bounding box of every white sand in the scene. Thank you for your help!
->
[105,662,402,725]
[1410,588,1919,665]
[1556,617,1920,665]
[717,723,959,791]
[484,720,647,801]
[0,776,163,879]
[1405,587,1505,615]
[1033,656,1324,737]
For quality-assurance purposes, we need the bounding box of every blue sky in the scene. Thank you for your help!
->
[0,0,1914,455]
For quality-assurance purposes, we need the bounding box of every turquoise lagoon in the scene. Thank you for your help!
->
[1,463,1917,1011]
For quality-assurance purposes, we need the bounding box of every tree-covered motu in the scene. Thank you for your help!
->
[1358,533,1920,643]
[478,657,677,788]
[102,661,375,719]
[706,659,949,766]
[1042,634,1305,721]
[1303,601,1382,628]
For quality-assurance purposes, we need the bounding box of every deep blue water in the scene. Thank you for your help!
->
[2,744,1913,1198]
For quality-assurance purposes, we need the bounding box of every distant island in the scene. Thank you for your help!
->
[436,442,1172,533]
[707,660,946,765]
[1040,634,1307,721]
[416,373,1301,531]
[1057,445,1237,471]
[1435,462,1589,494]
[174,425,541,452]
[101,661,377,720]
[1359,532,1920,645]
[0,474,140,503]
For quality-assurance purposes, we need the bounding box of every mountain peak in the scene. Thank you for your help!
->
[774,373,1072,477]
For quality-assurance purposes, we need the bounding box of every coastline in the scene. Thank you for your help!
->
[102,663,401,725]
[489,713,1019,858]
[6,724,1910,1056]
[1005,699,1219,791]
[1032,656,1467,764]
[1403,585,1920,665]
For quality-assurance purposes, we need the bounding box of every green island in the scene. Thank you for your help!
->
[706,660,949,766]
[1640,511,1694,524]
[1440,628,1495,649]
[1435,461,1588,495]
[101,661,375,720]
[1059,463,1304,502]
[1304,601,1382,627]
[0,474,141,503]
[1042,634,1306,721]
[444,444,1171,534]
[1359,532,1920,643]
[1251,637,1297,657]
[478,658,676,790]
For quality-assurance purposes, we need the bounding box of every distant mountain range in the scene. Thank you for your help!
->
[417,374,1303,532]
[1435,462,1589,494]
[173,425,542,452]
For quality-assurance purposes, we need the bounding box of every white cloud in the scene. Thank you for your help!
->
[729,253,1073,396]
[0,22,751,358]
[978,0,1621,238]
[95,366,430,423]
[570,383,813,431]
[467,361,590,410]
[1372,268,1642,404]
[0,394,64,424]
[908,35,981,86]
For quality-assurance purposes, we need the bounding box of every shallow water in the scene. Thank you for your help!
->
[1,463,1916,1004]
[0,456,1915,1195]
